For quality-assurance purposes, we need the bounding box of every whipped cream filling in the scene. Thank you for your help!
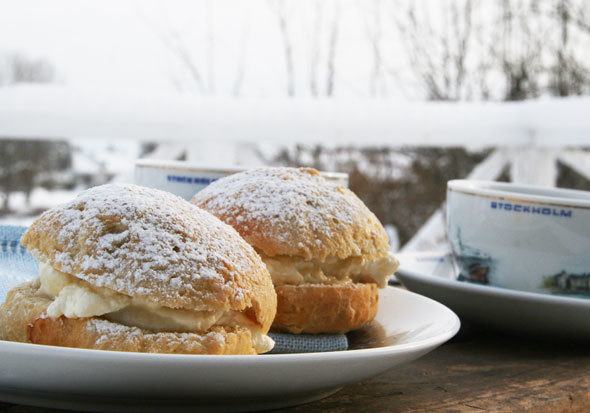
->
[260,251,398,288]
[250,331,275,354]
[38,261,274,353]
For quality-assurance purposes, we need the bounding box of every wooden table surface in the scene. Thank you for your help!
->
[1,323,589,413]
[285,323,590,413]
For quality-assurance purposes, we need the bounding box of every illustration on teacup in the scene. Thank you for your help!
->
[542,269,590,296]
[450,228,494,286]
[450,213,590,296]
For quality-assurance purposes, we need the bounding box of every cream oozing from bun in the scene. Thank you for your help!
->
[38,260,274,353]
[260,252,398,288]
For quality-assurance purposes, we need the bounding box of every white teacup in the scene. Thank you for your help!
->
[447,180,590,297]
[134,159,349,201]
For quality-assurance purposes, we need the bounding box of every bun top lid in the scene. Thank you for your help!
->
[192,167,390,261]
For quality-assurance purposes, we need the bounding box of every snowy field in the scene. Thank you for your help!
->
[0,136,140,226]
[0,188,78,226]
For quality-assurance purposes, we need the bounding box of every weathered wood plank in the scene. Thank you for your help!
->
[558,150,590,182]
[281,324,590,413]
[510,147,559,186]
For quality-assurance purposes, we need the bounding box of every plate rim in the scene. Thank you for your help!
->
[0,287,460,363]
[397,253,590,308]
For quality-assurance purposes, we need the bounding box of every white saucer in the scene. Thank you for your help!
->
[396,253,590,339]
[0,287,459,412]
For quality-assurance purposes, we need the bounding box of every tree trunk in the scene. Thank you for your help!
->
[325,3,340,97]
[1,192,9,213]
[25,189,32,207]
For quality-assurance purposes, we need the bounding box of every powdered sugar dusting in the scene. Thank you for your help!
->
[88,318,142,345]
[194,168,352,238]
[86,318,226,347]
[193,167,387,259]
[27,184,267,311]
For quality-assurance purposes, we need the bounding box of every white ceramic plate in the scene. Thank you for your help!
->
[396,253,590,339]
[0,287,459,412]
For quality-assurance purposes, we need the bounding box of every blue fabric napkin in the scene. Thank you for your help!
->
[0,225,347,353]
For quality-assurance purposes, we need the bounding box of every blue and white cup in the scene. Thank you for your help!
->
[134,159,349,201]
[447,180,590,297]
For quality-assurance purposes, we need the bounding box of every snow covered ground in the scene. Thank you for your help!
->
[0,138,141,226]
[0,188,79,226]
[72,140,140,177]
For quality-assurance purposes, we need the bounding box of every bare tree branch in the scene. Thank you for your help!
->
[137,7,207,94]
[325,1,340,96]
[232,18,249,97]
[269,0,295,97]
[309,0,323,97]
[492,0,546,100]
[393,0,475,100]
[364,0,386,97]
[206,2,215,94]
[547,0,589,96]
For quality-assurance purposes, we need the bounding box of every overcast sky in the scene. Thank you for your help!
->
[0,1,210,91]
[3,1,590,101]
[0,0,403,97]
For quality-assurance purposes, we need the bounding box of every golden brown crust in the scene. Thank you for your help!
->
[29,318,258,355]
[192,167,390,262]
[0,281,50,342]
[20,184,276,333]
[0,282,261,355]
[272,283,379,334]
